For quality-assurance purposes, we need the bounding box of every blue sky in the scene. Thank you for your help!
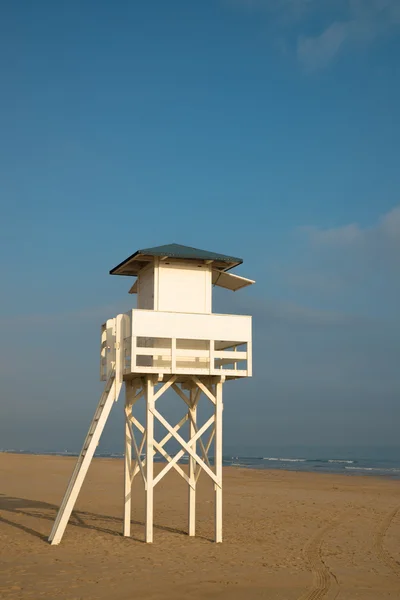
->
[1,0,400,452]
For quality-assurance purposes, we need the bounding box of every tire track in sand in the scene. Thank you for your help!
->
[298,522,339,600]
[374,504,400,577]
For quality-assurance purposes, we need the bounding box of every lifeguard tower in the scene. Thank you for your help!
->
[49,244,254,545]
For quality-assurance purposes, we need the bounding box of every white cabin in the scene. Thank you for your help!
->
[101,244,254,381]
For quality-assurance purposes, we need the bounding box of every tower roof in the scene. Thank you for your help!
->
[110,243,243,276]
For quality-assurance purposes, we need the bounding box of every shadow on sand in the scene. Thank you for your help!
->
[0,494,208,544]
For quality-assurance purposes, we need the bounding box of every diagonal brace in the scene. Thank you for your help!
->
[192,377,216,405]
[196,425,215,483]
[152,415,215,488]
[151,408,220,487]
[127,418,147,487]
[188,409,211,468]
[154,375,177,402]
[130,414,190,484]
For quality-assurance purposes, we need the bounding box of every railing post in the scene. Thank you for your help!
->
[171,338,176,372]
[131,336,137,374]
[209,340,215,375]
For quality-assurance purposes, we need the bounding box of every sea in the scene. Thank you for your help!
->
[2,446,400,479]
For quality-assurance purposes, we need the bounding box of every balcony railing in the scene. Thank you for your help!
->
[101,309,252,380]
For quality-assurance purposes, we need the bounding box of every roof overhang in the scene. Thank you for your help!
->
[110,248,242,277]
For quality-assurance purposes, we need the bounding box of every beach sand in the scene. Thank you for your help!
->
[0,453,399,599]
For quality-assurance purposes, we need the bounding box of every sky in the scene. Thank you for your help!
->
[1,0,400,453]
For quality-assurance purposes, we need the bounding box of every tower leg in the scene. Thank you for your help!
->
[215,379,223,543]
[123,384,132,537]
[145,376,154,543]
[188,387,197,536]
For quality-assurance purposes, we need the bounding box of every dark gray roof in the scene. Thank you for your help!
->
[110,243,243,276]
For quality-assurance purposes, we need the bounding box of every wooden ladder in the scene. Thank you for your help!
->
[48,372,122,545]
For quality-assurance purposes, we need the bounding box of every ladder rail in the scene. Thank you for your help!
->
[48,372,121,545]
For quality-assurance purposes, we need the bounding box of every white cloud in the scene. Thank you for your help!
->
[298,0,400,70]
[298,21,350,71]
[305,205,400,248]
[290,205,400,305]
[224,0,400,69]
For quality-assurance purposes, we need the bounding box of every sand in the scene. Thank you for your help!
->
[0,453,399,599]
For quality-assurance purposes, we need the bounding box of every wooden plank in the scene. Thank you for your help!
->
[247,338,252,377]
[131,334,137,373]
[156,413,188,450]
[145,377,154,543]
[153,375,177,402]
[176,348,210,357]
[131,430,146,484]
[209,340,215,372]
[127,419,147,486]
[49,374,122,545]
[123,390,132,537]
[171,338,176,372]
[115,314,123,390]
[152,446,193,488]
[188,410,211,468]
[189,388,196,536]
[130,309,252,343]
[152,415,213,487]
[215,380,223,543]
[172,383,191,408]
[214,351,247,360]
[151,408,219,486]
[131,386,144,405]
[192,376,216,404]
[131,412,189,482]
[136,347,172,356]
[211,369,248,377]
[212,270,255,291]
[196,425,215,483]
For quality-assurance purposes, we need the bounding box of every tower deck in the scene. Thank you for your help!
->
[101,309,252,381]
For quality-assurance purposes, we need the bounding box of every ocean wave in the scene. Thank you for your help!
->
[263,457,306,462]
[345,466,400,473]
[328,459,354,464]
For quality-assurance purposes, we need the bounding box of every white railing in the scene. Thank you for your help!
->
[102,309,252,380]
[129,309,251,377]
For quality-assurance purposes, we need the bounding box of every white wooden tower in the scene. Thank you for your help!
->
[49,244,254,545]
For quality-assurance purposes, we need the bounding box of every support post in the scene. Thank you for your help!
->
[123,383,132,537]
[145,376,154,543]
[215,379,223,543]
[188,387,197,536]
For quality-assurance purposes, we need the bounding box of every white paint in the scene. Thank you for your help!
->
[138,264,155,310]
[52,248,254,547]
[48,373,122,545]
[212,270,255,291]
[158,261,212,314]
[145,377,154,543]
[188,388,198,536]
[215,380,223,543]
[124,389,132,537]
[131,309,251,342]
[126,309,252,377]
